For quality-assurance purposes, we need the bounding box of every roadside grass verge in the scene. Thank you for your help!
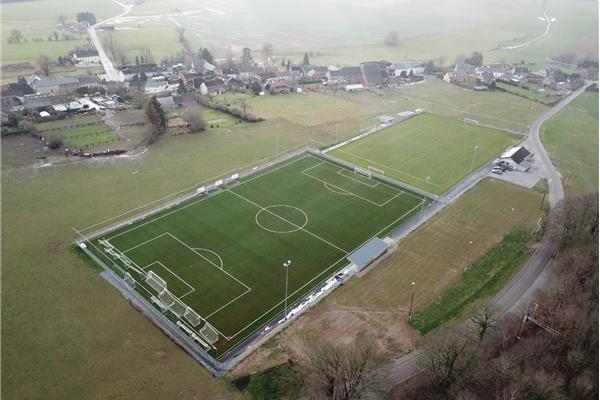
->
[409,229,533,335]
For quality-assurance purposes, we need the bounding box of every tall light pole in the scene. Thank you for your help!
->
[421,176,430,212]
[283,260,292,319]
[465,240,473,271]
[408,281,416,320]
[132,170,141,208]
[469,145,480,174]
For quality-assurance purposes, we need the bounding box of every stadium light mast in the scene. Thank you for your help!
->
[283,260,292,319]
[132,170,141,208]
[469,145,480,174]
[408,281,416,320]
[421,176,430,212]
[465,240,473,271]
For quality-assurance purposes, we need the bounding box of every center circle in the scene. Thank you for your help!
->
[255,205,308,234]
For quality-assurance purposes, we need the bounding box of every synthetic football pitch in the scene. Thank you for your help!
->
[84,153,428,358]
[328,114,519,195]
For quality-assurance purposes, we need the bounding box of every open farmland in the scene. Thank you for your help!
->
[339,79,549,134]
[1,0,121,65]
[328,113,519,194]
[0,115,352,399]
[541,90,599,195]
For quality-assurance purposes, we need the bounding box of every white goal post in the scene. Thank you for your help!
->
[354,166,372,179]
[464,118,479,125]
[146,270,167,292]
[367,166,385,176]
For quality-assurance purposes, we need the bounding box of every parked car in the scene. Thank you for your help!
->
[492,168,504,175]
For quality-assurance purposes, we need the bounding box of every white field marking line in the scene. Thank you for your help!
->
[316,157,423,201]
[107,155,312,242]
[219,251,351,340]
[123,232,170,253]
[332,147,442,188]
[143,260,196,298]
[323,182,353,196]
[78,148,314,233]
[166,232,252,291]
[226,189,350,255]
[374,201,424,238]
[337,168,379,188]
[192,248,224,269]
[204,288,251,320]
[302,169,401,208]
[105,238,148,277]
[222,202,427,341]
[255,205,309,234]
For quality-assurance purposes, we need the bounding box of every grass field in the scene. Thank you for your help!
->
[541,90,599,196]
[1,116,346,399]
[85,153,427,356]
[328,113,519,194]
[496,82,561,105]
[1,0,121,65]
[410,229,533,334]
[332,178,544,313]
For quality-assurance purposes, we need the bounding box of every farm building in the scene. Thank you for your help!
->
[390,62,424,77]
[33,77,80,95]
[499,146,533,171]
[72,50,101,66]
[360,62,388,87]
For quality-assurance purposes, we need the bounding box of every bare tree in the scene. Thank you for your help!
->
[57,14,67,27]
[37,54,51,76]
[470,303,498,341]
[184,107,205,133]
[421,332,471,394]
[302,337,377,400]
[8,29,23,44]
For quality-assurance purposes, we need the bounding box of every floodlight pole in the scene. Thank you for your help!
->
[408,281,416,320]
[470,145,479,174]
[465,240,473,271]
[283,260,292,319]
[132,170,140,208]
[421,176,430,212]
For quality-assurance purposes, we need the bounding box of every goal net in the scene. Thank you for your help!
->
[184,307,203,327]
[199,323,219,344]
[123,272,136,288]
[368,166,385,176]
[146,270,167,292]
[354,166,372,179]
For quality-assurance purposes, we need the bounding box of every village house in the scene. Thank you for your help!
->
[33,77,80,95]
[389,62,424,77]
[443,63,474,85]
[326,66,363,84]
[199,78,226,96]
[71,50,101,66]
[266,80,291,95]
[304,66,328,81]
[360,61,389,87]
[144,80,178,95]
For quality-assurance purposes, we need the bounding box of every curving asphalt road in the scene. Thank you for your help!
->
[380,82,594,389]
[88,0,132,82]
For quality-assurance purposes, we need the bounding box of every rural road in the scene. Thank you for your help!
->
[89,0,133,81]
[380,82,593,389]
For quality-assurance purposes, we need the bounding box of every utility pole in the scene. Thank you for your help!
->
[283,260,292,319]
[469,145,480,174]
[465,240,473,271]
[132,170,141,208]
[408,282,416,320]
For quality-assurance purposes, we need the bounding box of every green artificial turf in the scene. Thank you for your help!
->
[86,153,426,357]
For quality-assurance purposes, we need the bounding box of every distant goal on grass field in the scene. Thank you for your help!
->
[463,117,479,126]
